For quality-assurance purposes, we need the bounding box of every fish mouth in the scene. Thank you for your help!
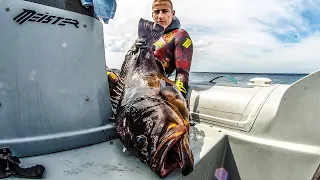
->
[152,125,194,178]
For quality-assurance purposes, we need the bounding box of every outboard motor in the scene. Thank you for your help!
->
[0,0,115,157]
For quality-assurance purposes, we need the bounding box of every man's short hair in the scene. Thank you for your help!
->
[152,0,173,10]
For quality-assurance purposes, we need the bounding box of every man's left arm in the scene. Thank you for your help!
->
[174,30,193,98]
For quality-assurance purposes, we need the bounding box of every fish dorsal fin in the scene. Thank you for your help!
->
[109,23,151,115]
[109,79,124,115]
[110,44,138,115]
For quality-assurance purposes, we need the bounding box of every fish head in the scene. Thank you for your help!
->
[126,90,194,178]
[130,79,193,178]
[150,101,194,178]
[150,79,194,178]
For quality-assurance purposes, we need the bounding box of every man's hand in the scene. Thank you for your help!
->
[135,38,147,49]
[135,39,156,51]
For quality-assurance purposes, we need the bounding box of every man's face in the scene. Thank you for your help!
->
[152,1,175,30]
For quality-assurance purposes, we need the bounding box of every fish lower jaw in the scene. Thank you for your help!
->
[153,141,193,178]
[159,162,179,178]
[152,146,180,178]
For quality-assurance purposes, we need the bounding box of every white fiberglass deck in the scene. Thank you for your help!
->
[9,124,228,180]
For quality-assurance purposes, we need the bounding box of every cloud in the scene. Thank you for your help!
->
[103,0,320,73]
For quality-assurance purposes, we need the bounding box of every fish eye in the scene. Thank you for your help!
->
[136,135,147,144]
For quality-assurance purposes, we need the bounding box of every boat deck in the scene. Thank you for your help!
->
[9,124,232,180]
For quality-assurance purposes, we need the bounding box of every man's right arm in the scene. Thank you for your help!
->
[173,30,193,98]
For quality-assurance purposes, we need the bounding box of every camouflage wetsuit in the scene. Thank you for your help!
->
[153,17,193,98]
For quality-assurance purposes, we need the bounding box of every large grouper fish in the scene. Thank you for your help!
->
[110,18,194,178]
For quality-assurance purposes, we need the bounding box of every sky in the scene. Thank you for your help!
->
[103,0,320,73]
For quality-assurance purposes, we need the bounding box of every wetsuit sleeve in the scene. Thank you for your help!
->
[174,30,193,98]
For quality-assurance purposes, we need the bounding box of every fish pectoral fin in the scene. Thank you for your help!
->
[159,79,179,96]
[167,123,178,131]
[159,79,189,120]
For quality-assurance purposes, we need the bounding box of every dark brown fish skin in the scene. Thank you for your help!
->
[112,18,194,178]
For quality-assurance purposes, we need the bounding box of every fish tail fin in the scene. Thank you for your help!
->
[138,18,164,44]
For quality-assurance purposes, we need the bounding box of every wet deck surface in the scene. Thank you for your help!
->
[9,123,226,180]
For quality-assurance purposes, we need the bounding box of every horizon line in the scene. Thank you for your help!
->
[189,71,310,75]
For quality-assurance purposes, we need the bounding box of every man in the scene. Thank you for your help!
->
[151,0,193,99]
[151,0,195,126]
[108,0,193,97]
[107,0,195,125]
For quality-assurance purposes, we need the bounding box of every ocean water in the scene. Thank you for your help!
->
[172,72,309,85]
